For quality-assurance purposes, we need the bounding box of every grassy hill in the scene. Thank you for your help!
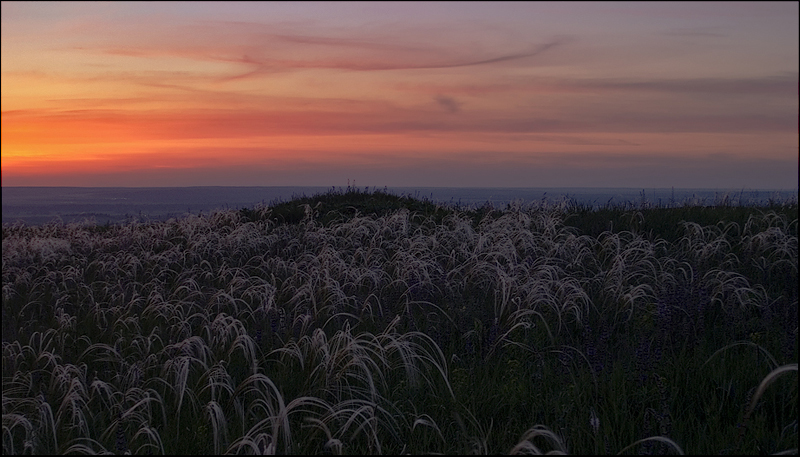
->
[2,188,797,454]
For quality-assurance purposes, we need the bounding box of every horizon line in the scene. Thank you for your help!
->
[3,185,798,191]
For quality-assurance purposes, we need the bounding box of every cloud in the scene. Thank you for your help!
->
[204,38,570,82]
[434,95,461,113]
[577,74,798,95]
[395,73,798,97]
[60,17,571,82]
[5,144,797,189]
[661,27,726,38]
[3,97,794,161]
[373,38,567,71]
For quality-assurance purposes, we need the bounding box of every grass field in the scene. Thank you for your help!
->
[3,187,797,454]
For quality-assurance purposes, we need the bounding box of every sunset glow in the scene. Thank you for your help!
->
[2,1,797,188]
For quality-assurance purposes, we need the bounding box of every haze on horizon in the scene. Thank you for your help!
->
[2,1,798,189]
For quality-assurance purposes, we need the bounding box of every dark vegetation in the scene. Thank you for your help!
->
[3,187,797,454]
[238,186,454,226]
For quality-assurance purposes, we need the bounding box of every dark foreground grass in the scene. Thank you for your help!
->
[2,188,797,454]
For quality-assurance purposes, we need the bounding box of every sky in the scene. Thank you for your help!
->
[1,1,798,189]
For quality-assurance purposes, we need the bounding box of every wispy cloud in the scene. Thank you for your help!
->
[573,74,798,95]
[58,18,570,81]
[434,95,461,113]
[661,27,726,38]
[396,74,798,97]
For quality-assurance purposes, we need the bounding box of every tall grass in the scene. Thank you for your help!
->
[3,187,797,454]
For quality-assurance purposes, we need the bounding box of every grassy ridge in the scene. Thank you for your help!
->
[239,186,454,226]
[2,188,797,454]
[239,185,798,238]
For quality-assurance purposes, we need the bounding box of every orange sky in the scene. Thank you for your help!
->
[2,2,798,188]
